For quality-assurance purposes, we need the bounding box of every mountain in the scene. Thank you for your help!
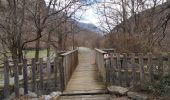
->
[77,22,103,34]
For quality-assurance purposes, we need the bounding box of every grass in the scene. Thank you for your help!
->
[0,49,54,80]
[24,49,48,58]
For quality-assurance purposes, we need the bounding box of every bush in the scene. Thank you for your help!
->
[144,75,170,95]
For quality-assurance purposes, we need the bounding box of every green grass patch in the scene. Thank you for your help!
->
[24,49,48,58]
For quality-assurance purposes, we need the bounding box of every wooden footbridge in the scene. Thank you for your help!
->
[1,47,170,99]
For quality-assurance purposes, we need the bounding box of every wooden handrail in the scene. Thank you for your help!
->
[61,49,78,56]
[95,48,107,54]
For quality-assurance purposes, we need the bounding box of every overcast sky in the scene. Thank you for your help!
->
[45,0,100,26]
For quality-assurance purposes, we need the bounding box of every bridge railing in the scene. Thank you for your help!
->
[60,49,78,90]
[0,49,78,99]
[0,57,62,99]
[100,51,170,87]
[95,48,108,84]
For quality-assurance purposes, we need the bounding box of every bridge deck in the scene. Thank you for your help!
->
[64,47,105,93]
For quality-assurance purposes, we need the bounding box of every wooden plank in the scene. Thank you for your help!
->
[46,57,51,87]
[4,60,10,98]
[39,58,44,93]
[59,57,65,91]
[61,49,78,56]
[158,55,163,80]
[139,53,145,85]
[23,59,28,94]
[95,48,107,54]
[148,53,154,82]
[168,53,170,75]
[105,59,110,85]
[131,53,136,86]
[65,48,105,92]
[123,53,129,87]
[31,58,36,92]
[110,53,115,84]
[54,57,58,90]
[13,60,19,98]
[116,53,122,86]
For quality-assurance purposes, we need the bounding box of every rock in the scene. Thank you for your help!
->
[108,86,129,95]
[127,92,148,100]
[40,91,62,100]
[19,88,24,96]
[50,91,61,97]
[44,95,52,100]
[27,91,37,98]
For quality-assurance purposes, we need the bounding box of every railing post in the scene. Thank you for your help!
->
[54,57,58,90]
[148,53,154,82]
[105,57,110,85]
[123,53,129,87]
[158,54,163,80]
[23,59,28,94]
[39,58,44,94]
[59,57,64,91]
[139,53,145,86]
[116,53,122,86]
[168,53,170,75]
[110,53,115,85]
[13,59,19,98]
[31,58,36,92]
[4,60,10,98]
[131,53,136,87]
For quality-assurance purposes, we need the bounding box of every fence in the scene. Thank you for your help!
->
[95,48,108,84]
[95,48,170,87]
[60,49,78,90]
[0,49,78,99]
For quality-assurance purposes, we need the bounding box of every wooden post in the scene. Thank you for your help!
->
[4,60,10,98]
[23,59,28,94]
[47,57,51,88]
[158,55,163,80]
[54,57,58,89]
[39,58,44,94]
[139,53,145,85]
[131,53,136,86]
[123,53,129,87]
[117,53,122,86]
[13,60,19,98]
[148,53,154,82]
[31,58,36,92]
[168,53,170,75]
[110,53,115,84]
[59,57,64,91]
[105,58,110,85]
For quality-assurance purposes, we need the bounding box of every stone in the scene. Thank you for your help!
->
[127,92,148,100]
[27,91,37,98]
[44,95,52,100]
[19,88,24,96]
[50,91,61,97]
[108,86,129,95]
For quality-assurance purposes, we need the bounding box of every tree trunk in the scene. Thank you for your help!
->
[47,31,52,57]
[35,30,41,61]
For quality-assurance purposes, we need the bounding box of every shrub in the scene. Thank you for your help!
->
[144,75,170,95]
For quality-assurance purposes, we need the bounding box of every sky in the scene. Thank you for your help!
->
[45,0,100,26]
[45,0,167,31]
[75,6,99,26]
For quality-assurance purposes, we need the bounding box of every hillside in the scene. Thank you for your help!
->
[107,1,170,52]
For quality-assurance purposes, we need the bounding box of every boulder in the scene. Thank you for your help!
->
[27,91,37,98]
[40,91,61,100]
[127,92,148,100]
[108,86,129,95]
